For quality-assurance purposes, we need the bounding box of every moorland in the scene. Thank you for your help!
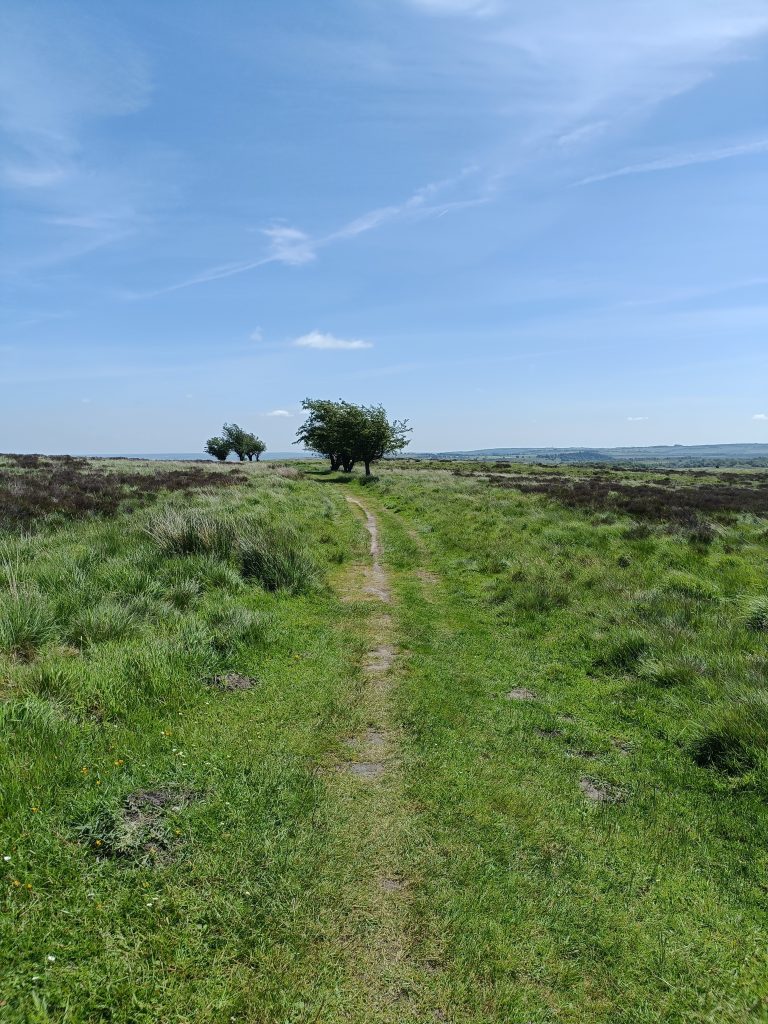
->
[1,453,768,1023]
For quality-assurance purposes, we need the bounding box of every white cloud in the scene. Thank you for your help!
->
[249,328,263,342]
[576,137,768,186]
[753,413,768,421]
[293,330,373,350]
[262,226,316,266]
[266,409,292,417]
[627,416,648,421]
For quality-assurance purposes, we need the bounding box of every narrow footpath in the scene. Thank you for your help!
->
[325,494,424,1021]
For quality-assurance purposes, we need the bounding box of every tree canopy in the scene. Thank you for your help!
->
[204,435,231,462]
[296,399,410,475]
[204,424,266,462]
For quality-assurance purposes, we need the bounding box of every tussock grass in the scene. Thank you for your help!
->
[744,595,768,631]
[690,690,768,772]
[0,589,57,659]
[145,506,319,593]
[144,507,237,558]
[238,521,319,592]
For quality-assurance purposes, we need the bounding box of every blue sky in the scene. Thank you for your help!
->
[1,0,767,453]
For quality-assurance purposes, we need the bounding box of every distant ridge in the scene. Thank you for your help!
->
[409,443,768,465]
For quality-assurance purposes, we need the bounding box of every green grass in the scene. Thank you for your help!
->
[371,465,768,1022]
[2,458,768,1021]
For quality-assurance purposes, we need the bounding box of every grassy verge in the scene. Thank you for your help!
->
[3,457,768,1022]
[369,464,768,1023]
[0,465,377,1022]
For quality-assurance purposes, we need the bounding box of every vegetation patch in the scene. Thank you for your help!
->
[76,787,201,863]
[0,456,247,530]
[206,671,259,691]
[485,468,768,521]
[690,692,768,774]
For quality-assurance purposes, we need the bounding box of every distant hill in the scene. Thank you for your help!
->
[408,444,768,466]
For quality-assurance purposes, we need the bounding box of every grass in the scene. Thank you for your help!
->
[1,457,768,1021]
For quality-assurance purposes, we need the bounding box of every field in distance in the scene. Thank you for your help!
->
[1,453,767,1022]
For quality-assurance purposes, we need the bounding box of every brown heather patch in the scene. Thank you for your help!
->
[483,469,768,522]
[0,456,248,530]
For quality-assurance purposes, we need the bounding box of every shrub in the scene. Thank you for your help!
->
[690,691,768,773]
[0,591,57,659]
[238,521,319,592]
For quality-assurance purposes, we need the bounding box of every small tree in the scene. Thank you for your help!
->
[242,433,266,461]
[353,403,411,475]
[222,423,249,461]
[296,399,356,471]
[296,399,410,475]
[205,436,230,462]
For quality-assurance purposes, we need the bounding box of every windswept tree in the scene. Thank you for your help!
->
[296,399,410,475]
[242,434,266,461]
[205,435,231,462]
[222,423,266,462]
[295,399,356,471]
[351,403,411,475]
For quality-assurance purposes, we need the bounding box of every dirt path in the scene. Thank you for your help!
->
[330,495,422,1020]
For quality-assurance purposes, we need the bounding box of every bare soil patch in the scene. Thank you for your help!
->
[579,777,622,803]
[365,645,396,673]
[379,876,406,893]
[506,687,537,701]
[206,672,258,691]
[343,762,387,780]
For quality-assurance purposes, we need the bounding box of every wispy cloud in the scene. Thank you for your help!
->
[249,328,263,342]
[138,167,490,296]
[753,413,768,421]
[576,137,768,186]
[265,409,293,417]
[293,330,373,350]
[627,416,648,422]
[262,226,316,265]
[405,0,499,14]
[405,1,768,147]
[0,6,153,272]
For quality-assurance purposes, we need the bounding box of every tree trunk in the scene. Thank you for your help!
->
[330,455,340,471]
[255,453,260,461]
[246,454,253,461]
[364,461,371,476]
